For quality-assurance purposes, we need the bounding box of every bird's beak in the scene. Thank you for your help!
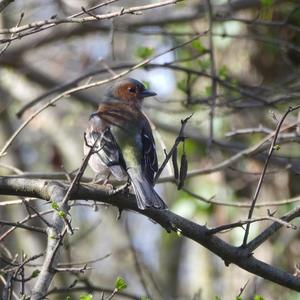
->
[140,89,157,98]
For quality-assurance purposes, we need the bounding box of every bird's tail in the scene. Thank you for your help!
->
[127,168,167,210]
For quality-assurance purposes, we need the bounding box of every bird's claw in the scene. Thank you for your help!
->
[108,182,130,196]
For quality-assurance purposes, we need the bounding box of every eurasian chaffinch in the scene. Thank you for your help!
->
[84,78,167,210]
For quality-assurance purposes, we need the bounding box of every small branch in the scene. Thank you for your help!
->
[1,177,300,291]
[207,215,296,235]
[47,284,140,300]
[11,253,44,290]
[57,134,102,234]
[58,254,111,267]
[30,185,66,300]
[0,0,180,38]
[0,33,206,157]
[246,203,300,252]
[154,114,193,182]
[125,222,151,297]
[0,220,46,234]
[0,209,52,242]
[225,125,273,137]
[0,12,24,57]
[182,186,300,208]
[242,105,300,246]
[206,0,217,148]
[54,264,91,274]
[30,135,102,298]
[81,6,100,20]
[158,119,300,182]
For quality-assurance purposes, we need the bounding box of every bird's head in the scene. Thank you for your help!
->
[107,78,156,107]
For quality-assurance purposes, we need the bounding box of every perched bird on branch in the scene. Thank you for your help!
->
[84,78,167,210]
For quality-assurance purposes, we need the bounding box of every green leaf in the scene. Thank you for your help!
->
[236,296,243,300]
[51,201,59,210]
[260,0,273,7]
[218,65,229,80]
[135,47,155,59]
[31,269,40,278]
[198,58,211,71]
[177,79,187,93]
[214,296,221,300]
[253,295,264,300]
[79,294,93,300]
[204,85,212,96]
[191,39,206,54]
[65,297,71,300]
[58,210,66,218]
[115,276,127,291]
[273,144,280,150]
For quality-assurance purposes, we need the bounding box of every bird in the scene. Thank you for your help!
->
[84,78,167,210]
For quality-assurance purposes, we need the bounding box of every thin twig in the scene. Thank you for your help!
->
[206,0,217,149]
[125,222,151,298]
[207,215,296,235]
[242,105,300,246]
[159,119,300,182]
[1,177,300,291]
[0,210,52,241]
[154,114,193,182]
[0,220,46,234]
[182,186,300,208]
[0,0,180,38]
[0,33,206,157]
[0,12,24,56]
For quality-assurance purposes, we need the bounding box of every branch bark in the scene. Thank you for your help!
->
[1,176,300,293]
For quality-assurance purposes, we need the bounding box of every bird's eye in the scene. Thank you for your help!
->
[128,87,136,93]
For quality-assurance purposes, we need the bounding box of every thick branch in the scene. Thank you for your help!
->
[0,176,300,292]
[30,184,67,300]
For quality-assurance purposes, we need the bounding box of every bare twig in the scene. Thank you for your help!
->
[182,186,300,208]
[159,119,300,182]
[154,114,193,182]
[47,284,140,300]
[206,0,217,148]
[207,215,296,235]
[58,254,111,267]
[0,220,46,234]
[0,0,181,39]
[0,12,24,56]
[0,209,53,242]
[125,222,151,298]
[0,33,206,157]
[1,177,300,291]
[242,105,300,246]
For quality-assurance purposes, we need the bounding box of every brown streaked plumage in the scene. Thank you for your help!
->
[84,78,167,210]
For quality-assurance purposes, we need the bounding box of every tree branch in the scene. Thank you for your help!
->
[1,176,300,292]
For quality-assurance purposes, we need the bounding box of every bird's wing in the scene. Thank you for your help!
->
[86,113,126,172]
[141,124,158,185]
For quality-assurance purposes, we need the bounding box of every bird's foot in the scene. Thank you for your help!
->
[91,175,103,184]
[108,182,130,196]
[92,175,114,190]
[102,177,114,191]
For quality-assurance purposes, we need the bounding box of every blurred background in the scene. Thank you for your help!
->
[1,0,300,299]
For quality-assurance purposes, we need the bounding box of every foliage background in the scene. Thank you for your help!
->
[1,0,300,299]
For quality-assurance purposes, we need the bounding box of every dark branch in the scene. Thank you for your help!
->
[1,176,300,292]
